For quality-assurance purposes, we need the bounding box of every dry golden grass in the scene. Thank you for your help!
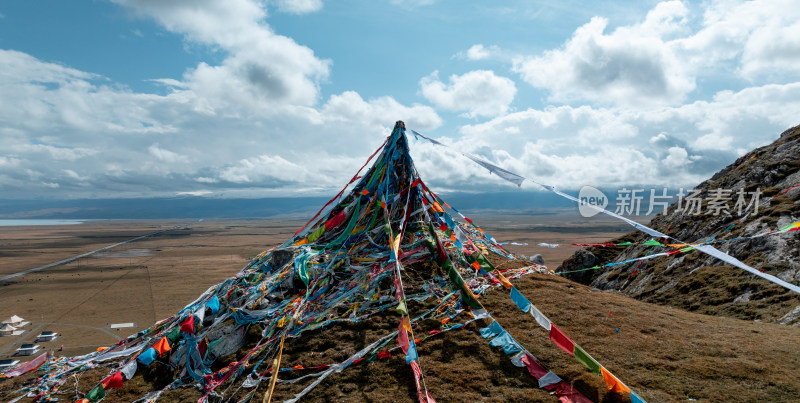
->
[2,218,799,402]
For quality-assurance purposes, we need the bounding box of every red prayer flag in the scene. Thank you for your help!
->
[180,316,195,334]
[377,351,391,359]
[325,211,346,230]
[101,372,124,389]
[198,338,208,358]
[551,381,594,402]
[549,324,575,355]
[520,353,548,379]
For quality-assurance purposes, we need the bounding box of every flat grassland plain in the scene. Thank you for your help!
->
[1,214,799,402]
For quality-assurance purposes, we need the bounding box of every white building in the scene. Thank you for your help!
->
[0,323,17,336]
[2,315,30,327]
[36,331,59,342]
[16,343,40,356]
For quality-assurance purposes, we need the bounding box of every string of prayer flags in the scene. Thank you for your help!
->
[412,128,800,295]
[502,284,644,401]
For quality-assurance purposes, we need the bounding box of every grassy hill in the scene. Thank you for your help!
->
[3,259,799,402]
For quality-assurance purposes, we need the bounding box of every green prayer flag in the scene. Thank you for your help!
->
[573,345,602,376]
[85,385,106,402]
[474,253,496,272]
[444,260,482,309]
[396,301,408,315]
[642,239,665,247]
[617,242,633,246]
[307,225,326,243]
[166,326,182,344]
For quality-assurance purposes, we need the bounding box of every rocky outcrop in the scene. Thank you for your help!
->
[558,125,800,324]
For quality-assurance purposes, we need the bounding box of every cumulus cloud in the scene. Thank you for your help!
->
[411,80,800,191]
[112,0,330,112]
[218,154,308,184]
[662,146,689,168]
[674,0,800,79]
[0,46,440,198]
[419,70,517,118]
[454,44,504,61]
[513,0,800,106]
[512,2,694,107]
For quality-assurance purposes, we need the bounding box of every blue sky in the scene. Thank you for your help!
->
[1,0,799,199]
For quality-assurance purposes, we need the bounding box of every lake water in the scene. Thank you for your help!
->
[0,219,86,227]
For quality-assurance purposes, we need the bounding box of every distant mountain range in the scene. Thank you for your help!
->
[0,186,694,220]
[0,190,635,219]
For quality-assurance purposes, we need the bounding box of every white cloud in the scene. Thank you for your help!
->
[218,154,307,183]
[419,70,517,118]
[740,20,800,78]
[0,47,441,198]
[273,0,323,14]
[513,0,800,107]
[63,169,88,181]
[0,156,21,168]
[148,144,189,163]
[112,0,331,111]
[662,146,689,168]
[675,0,800,79]
[513,4,694,107]
[177,190,213,196]
[455,44,504,61]
[321,91,442,131]
[412,81,800,191]
[466,44,491,60]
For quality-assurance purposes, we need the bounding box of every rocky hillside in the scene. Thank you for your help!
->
[558,125,800,324]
